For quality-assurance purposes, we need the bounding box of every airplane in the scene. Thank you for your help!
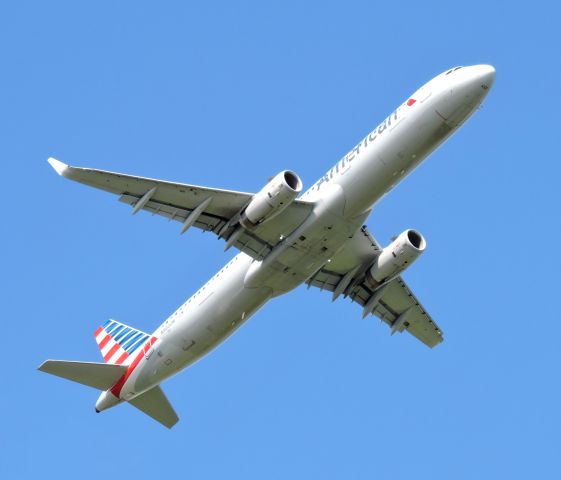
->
[39,64,496,428]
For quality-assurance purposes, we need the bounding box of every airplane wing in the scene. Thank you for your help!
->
[48,158,313,260]
[306,226,444,348]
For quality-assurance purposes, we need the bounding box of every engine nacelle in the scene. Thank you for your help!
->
[366,229,426,286]
[242,170,303,226]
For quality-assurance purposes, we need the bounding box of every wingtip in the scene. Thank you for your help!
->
[37,360,53,372]
[47,157,70,177]
[167,416,180,429]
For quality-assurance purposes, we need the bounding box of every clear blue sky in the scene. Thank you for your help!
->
[3,1,560,478]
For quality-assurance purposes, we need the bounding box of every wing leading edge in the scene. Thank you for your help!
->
[48,158,314,261]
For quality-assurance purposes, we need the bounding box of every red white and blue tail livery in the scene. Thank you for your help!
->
[94,320,150,365]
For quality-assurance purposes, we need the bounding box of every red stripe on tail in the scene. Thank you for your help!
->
[111,337,157,397]
[99,334,112,350]
[115,352,129,365]
[104,344,120,362]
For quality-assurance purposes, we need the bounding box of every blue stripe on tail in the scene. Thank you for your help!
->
[95,319,151,362]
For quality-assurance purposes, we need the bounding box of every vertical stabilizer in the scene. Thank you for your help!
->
[94,320,151,365]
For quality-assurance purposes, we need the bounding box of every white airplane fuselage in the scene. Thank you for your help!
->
[96,65,495,412]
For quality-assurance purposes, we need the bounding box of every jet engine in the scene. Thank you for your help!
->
[366,229,426,286]
[241,170,303,226]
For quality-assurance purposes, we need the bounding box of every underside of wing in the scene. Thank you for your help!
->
[48,158,314,260]
[307,226,443,348]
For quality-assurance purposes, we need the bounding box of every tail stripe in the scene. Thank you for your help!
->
[122,332,143,350]
[114,327,132,342]
[104,343,121,362]
[94,320,151,365]
[111,325,126,337]
[105,322,119,334]
[126,335,149,353]
[111,336,158,398]
[119,330,137,345]
[126,336,146,353]
[115,352,129,365]
[98,334,112,350]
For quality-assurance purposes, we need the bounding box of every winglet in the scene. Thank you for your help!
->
[48,157,70,177]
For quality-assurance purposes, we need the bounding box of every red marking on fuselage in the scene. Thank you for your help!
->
[110,336,157,398]
[407,98,416,106]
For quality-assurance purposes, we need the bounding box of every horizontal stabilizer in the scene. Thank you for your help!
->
[38,360,127,390]
[129,385,179,428]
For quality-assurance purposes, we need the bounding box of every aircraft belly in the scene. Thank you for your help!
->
[244,200,366,295]
[131,255,272,394]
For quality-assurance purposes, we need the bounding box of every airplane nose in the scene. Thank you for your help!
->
[476,64,496,90]
[435,64,495,127]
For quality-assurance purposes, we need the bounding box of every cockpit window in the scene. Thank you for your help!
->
[445,66,463,75]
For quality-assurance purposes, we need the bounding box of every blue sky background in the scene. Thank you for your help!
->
[2,1,560,478]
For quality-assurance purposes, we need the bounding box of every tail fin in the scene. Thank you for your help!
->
[94,320,151,365]
[38,360,127,390]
